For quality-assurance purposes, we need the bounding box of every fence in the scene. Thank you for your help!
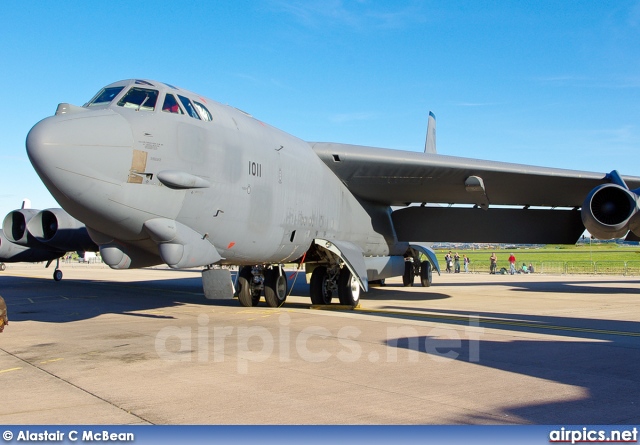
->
[468,261,640,276]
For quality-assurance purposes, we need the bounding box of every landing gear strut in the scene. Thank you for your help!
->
[403,260,415,286]
[264,266,287,308]
[419,261,432,287]
[237,265,288,308]
[310,266,338,305]
[338,268,360,307]
[403,258,432,287]
[237,266,262,307]
[310,265,360,308]
[53,258,63,281]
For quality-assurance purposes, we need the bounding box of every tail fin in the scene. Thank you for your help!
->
[21,199,31,210]
[424,111,436,154]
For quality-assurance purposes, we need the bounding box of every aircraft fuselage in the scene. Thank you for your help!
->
[26,80,402,269]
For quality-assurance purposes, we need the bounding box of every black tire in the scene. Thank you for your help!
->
[310,266,332,305]
[238,266,260,307]
[338,269,361,307]
[264,267,287,308]
[53,269,63,282]
[419,261,432,287]
[402,261,415,287]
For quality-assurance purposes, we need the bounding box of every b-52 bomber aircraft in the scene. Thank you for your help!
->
[25,79,640,308]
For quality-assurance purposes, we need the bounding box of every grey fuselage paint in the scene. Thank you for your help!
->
[26,80,405,267]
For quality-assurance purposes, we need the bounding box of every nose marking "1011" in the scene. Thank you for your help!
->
[249,161,262,177]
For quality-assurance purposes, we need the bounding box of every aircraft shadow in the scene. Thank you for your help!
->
[4,271,640,423]
[2,273,215,323]
[388,335,640,424]
[3,270,343,323]
[388,276,640,295]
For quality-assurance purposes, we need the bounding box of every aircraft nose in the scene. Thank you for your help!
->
[26,109,134,208]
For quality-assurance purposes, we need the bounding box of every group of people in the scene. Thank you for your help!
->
[444,251,470,273]
[443,251,535,275]
[490,252,534,275]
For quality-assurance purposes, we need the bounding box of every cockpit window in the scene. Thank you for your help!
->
[117,87,159,111]
[87,86,125,107]
[178,95,201,120]
[162,94,183,114]
[194,101,213,121]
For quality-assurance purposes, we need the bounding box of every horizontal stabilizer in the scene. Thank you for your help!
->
[392,207,584,244]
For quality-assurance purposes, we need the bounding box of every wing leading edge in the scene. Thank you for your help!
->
[311,142,640,208]
[311,142,640,244]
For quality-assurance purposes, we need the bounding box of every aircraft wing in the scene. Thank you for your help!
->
[311,142,640,207]
[311,142,640,244]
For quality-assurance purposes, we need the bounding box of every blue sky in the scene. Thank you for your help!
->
[1,1,639,217]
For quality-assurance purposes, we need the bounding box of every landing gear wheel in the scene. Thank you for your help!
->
[53,269,63,281]
[338,269,361,308]
[0,263,5,272]
[420,261,432,287]
[264,267,287,308]
[310,266,333,305]
[238,266,261,307]
[403,261,415,287]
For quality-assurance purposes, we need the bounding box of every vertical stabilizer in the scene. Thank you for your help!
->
[424,111,436,154]
[21,199,31,210]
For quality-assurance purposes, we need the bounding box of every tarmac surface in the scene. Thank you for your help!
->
[0,263,639,425]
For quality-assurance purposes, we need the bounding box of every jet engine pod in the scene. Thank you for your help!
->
[0,229,64,263]
[2,209,41,246]
[26,208,98,252]
[581,183,640,239]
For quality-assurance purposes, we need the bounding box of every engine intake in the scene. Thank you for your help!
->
[26,208,98,252]
[581,184,640,239]
[2,209,40,247]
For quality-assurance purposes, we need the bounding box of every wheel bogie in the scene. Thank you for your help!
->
[403,260,415,287]
[420,261,432,287]
[338,268,360,307]
[264,267,287,308]
[237,266,261,307]
[310,266,335,305]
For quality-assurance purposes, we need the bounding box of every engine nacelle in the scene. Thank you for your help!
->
[26,208,98,252]
[2,209,41,247]
[0,229,63,263]
[581,184,640,239]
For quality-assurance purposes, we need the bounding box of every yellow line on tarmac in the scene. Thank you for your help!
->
[294,304,640,338]
[310,305,359,311]
[0,367,22,374]
[351,307,640,338]
[40,358,64,364]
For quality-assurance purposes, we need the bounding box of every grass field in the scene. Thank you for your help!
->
[434,244,640,275]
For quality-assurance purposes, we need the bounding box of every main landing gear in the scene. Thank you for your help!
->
[402,259,432,287]
[237,265,288,308]
[309,265,360,308]
[45,257,63,281]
